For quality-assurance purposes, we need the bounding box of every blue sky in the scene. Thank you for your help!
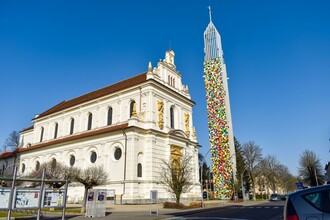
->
[0,0,329,176]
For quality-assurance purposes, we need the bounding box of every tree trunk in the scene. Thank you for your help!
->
[251,176,256,201]
[81,185,90,213]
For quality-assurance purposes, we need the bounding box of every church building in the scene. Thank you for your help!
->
[0,50,201,203]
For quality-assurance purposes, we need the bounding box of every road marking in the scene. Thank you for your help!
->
[167,218,249,220]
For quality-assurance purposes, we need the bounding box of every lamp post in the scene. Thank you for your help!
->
[241,167,247,201]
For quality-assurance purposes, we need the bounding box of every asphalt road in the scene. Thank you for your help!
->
[168,201,285,220]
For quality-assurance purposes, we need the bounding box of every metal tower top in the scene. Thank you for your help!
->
[204,6,223,61]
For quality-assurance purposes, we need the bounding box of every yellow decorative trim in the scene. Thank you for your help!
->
[184,113,190,137]
[157,100,164,130]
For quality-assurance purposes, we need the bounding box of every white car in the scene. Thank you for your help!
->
[284,184,330,220]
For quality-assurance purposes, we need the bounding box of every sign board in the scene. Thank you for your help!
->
[43,189,65,207]
[149,190,158,215]
[14,189,40,209]
[295,182,303,190]
[107,189,115,197]
[85,189,107,218]
[150,190,158,202]
[0,188,11,209]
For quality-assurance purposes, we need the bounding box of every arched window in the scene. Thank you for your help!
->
[35,161,40,171]
[54,123,58,139]
[137,163,142,177]
[130,101,136,118]
[170,106,174,129]
[87,113,93,130]
[70,118,74,135]
[40,127,44,142]
[107,107,113,125]
[21,163,26,174]
[51,158,57,169]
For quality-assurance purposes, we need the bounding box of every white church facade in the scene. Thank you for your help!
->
[0,50,201,204]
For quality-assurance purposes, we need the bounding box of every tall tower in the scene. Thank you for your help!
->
[203,7,236,199]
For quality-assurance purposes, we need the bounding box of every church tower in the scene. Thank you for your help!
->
[203,7,236,199]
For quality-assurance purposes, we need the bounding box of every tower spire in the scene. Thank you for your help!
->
[208,5,212,22]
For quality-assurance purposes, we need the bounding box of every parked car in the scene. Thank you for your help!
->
[284,184,330,220]
[270,193,280,201]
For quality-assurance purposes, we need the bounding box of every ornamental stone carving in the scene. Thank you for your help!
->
[184,112,190,137]
[157,100,164,130]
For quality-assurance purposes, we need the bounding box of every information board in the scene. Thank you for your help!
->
[0,188,11,209]
[14,189,40,209]
[43,189,65,207]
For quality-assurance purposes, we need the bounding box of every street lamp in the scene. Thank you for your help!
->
[241,167,247,201]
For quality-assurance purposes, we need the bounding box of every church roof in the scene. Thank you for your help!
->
[3,123,129,157]
[35,72,147,120]
[0,151,14,159]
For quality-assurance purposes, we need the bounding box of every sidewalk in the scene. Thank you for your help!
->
[63,200,265,220]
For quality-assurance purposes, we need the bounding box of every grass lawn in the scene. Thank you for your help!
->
[0,208,82,217]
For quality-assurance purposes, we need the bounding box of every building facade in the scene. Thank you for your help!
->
[0,50,201,204]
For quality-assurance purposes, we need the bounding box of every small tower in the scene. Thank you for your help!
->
[164,50,175,66]
[203,6,236,199]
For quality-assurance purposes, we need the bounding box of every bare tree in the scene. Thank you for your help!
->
[27,160,78,188]
[242,141,262,201]
[74,166,108,213]
[158,154,194,203]
[298,149,325,186]
[261,155,280,194]
[3,131,20,151]
[276,164,295,194]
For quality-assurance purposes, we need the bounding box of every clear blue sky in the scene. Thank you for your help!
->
[1,0,329,176]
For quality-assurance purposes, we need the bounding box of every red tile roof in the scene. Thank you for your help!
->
[17,123,129,153]
[35,72,147,120]
[0,151,14,159]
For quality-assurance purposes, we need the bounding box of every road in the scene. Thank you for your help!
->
[167,201,285,220]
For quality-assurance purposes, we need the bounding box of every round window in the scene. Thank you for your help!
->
[114,148,122,160]
[90,151,97,163]
[69,155,75,166]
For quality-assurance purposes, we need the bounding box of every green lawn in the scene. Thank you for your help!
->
[0,208,82,217]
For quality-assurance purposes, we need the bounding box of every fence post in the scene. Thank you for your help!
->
[37,169,45,220]
[7,166,17,220]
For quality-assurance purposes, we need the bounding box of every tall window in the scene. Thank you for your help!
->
[54,123,58,139]
[40,127,44,142]
[87,113,93,130]
[130,101,136,118]
[70,118,74,135]
[21,163,26,174]
[137,163,142,177]
[170,107,174,129]
[35,161,40,171]
[107,107,113,125]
